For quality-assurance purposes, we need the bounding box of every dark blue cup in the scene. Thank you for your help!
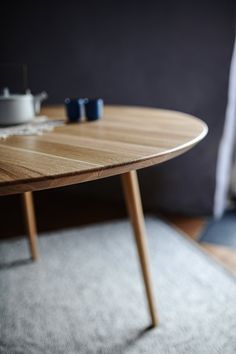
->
[85,98,104,121]
[64,98,84,123]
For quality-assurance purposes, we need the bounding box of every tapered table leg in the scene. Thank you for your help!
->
[21,192,39,260]
[121,170,158,327]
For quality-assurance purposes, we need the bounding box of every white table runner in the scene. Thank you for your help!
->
[0,116,65,139]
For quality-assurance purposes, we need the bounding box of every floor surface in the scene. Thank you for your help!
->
[1,188,236,276]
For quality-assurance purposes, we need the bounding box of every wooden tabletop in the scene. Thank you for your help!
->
[0,105,207,196]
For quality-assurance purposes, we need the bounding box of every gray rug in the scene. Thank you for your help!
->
[200,209,236,249]
[1,217,236,354]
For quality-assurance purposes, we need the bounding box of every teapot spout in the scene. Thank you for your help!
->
[34,91,48,114]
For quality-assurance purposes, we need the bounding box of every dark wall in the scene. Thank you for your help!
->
[1,1,236,214]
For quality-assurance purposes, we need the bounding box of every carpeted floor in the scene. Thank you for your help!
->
[1,217,236,353]
[200,209,236,249]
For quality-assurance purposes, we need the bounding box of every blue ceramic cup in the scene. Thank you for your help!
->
[85,98,104,121]
[64,98,84,122]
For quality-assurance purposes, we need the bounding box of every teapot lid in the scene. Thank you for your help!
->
[0,87,33,100]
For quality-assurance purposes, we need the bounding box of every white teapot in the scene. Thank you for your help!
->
[0,88,48,126]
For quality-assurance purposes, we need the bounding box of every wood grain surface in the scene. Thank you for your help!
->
[0,105,208,196]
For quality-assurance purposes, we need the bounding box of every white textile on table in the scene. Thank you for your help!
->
[0,116,65,139]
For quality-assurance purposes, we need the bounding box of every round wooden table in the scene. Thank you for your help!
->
[0,105,208,327]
